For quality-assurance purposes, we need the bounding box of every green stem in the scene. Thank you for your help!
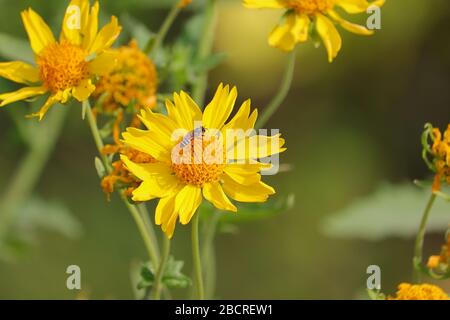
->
[146,1,182,55]
[255,49,296,129]
[0,106,68,236]
[413,193,436,283]
[191,0,218,105]
[201,211,220,299]
[151,236,171,300]
[192,213,204,300]
[84,101,159,268]
[138,203,160,260]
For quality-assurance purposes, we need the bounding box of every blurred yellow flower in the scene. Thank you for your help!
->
[0,0,121,120]
[93,40,158,114]
[388,283,449,300]
[121,84,286,238]
[243,0,385,62]
[427,234,450,271]
[429,125,450,192]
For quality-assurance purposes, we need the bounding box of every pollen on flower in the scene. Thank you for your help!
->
[37,41,89,93]
[286,0,334,15]
[171,134,225,186]
[93,40,158,113]
[388,283,449,300]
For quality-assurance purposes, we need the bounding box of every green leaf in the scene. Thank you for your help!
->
[0,33,33,63]
[219,194,295,224]
[321,183,450,241]
[367,289,386,300]
[94,157,106,178]
[137,257,191,290]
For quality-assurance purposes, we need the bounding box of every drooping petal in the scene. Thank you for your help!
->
[88,50,118,76]
[60,0,90,45]
[176,185,203,225]
[268,12,310,52]
[203,182,237,212]
[222,175,275,203]
[0,61,40,85]
[26,94,59,121]
[315,13,342,63]
[0,86,47,107]
[242,0,285,8]
[328,10,374,35]
[88,16,121,54]
[72,78,95,101]
[203,84,237,130]
[21,8,56,55]
[156,194,179,239]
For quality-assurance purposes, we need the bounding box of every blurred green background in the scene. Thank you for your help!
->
[0,0,449,299]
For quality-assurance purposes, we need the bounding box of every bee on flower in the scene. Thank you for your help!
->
[120,83,286,238]
[243,0,385,62]
[0,0,121,120]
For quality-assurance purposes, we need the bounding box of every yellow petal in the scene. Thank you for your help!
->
[26,94,59,121]
[121,155,179,198]
[60,0,90,45]
[21,8,56,55]
[82,1,99,49]
[243,0,284,8]
[122,128,171,162]
[88,16,121,54]
[222,175,275,203]
[224,168,261,186]
[130,181,158,202]
[328,10,374,35]
[203,182,237,212]
[203,84,237,130]
[227,134,286,160]
[88,50,118,76]
[0,86,47,107]
[335,0,385,14]
[138,108,179,143]
[268,12,310,52]
[156,194,179,239]
[176,185,202,225]
[315,13,342,63]
[0,61,40,84]
[72,78,95,102]
[222,99,258,132]
[166,91,202,130]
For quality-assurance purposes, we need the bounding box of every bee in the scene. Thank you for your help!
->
[179,126,206,148]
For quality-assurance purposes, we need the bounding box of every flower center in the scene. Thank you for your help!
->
[286,0,334,15]
[171,132,225,186]
[37,41,89,93]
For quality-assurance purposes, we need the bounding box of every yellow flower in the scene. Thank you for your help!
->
[388,283,449,300]
[427,234,450,272]
[426,125,450,192]
[120,84,286,238]
[93,40,158,114]
[0,0,121,120]
[243,0,385,62]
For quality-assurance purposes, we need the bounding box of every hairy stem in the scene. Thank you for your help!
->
[413,193,436,283]
[151,236,171,300]
[256,49,296,129]
[192,213,204,300]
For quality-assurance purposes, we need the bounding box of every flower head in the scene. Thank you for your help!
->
[93,40,158,114]
[0,0,121,120]
[388,283,449,300]
[120,83,286,238]
[422,124,450,192]
[427,234,450,273]
[243,0,385,62]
